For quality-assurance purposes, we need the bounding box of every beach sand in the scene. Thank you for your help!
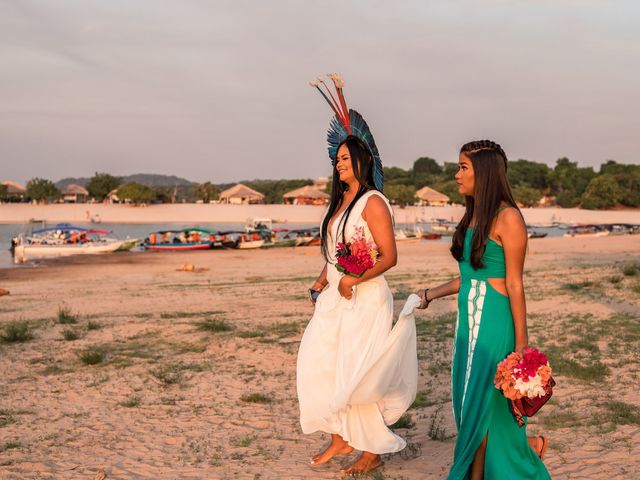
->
[2,202,640,226]
[1,235,639,479]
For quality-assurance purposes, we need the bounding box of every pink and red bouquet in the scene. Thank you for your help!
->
[494,347,555,426]
[335,227,379,277]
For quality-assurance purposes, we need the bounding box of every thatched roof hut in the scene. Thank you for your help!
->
[415,186,449,206]
[283,185,329,205]
[219,183,265,204]
[1,181,26,195]
[62,183,90,203]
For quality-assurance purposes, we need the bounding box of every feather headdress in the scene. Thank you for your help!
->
[310,74,383,191]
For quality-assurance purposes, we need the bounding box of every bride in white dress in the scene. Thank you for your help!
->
[297,135,420,476]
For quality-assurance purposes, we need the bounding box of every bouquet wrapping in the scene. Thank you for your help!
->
[335,227,379,277]
[494,347,555,427]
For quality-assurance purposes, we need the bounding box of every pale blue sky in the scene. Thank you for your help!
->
[1,0,638,185]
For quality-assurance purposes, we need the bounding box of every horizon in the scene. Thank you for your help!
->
[5,153,634,188]
[2,1,639,186]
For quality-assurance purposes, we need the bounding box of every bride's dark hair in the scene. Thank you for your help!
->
[320,135,378,262]
[450,139,520,269]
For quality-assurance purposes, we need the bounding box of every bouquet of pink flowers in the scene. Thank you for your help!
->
[494,347,555,427]
[335,227,379,277]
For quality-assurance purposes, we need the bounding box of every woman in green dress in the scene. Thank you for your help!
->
[417,140,551,479]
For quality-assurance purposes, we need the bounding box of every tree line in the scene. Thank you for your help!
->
[4,157,638,210]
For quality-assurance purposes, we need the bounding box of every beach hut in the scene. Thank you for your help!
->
[415,186,450,206]
[1,181,27,201]
[283,185,330,205]
[219,183,265,205]
[62,183,90,203]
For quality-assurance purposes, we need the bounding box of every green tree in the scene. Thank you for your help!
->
[0,184,8,201]
[86,172,122,200]
[116,182,156,205]
[383,166,412,186]
[512,185,542,207]
[508,159,550,190]
[26,178,60,202]
[443,162,459,178]
[599,161,640,207]
[580,174,622,210]
[193,181,220,203]
[384,184,416,207]
[548,158,596,207]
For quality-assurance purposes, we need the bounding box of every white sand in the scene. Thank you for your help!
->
[1,203,640,225]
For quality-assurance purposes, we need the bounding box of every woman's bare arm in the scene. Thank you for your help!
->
[496,208,529,352]
[416,277,460,309]
[337,195,396,297]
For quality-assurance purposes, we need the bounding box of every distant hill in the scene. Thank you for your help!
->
[56,174,196,189]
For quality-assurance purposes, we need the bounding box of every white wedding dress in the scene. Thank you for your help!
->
[297,190,420,454]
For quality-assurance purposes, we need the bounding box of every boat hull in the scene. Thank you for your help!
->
[14,241,124,263]
[143,242,212,251]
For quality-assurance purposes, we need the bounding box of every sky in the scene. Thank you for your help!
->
[1,0,639,185]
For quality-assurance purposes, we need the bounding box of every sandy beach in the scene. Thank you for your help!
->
[2,203,640,226]
[1,235,639,479]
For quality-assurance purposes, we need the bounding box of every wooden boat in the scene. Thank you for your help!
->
[143,228,217,251]
[116,238,141,251]
[527,231,548,239]
[430,218,456,235]
[563,225,609,238]
[421,232,443,240]
[12,224,123,263]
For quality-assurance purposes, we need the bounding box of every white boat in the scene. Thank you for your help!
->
[13,240,124,263]
[236,239,265,249]
[11,224,124,263]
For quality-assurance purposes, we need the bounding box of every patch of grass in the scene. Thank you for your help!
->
[0,441,21,452]
[390,412,414,430]
[428,405,449,441]
[416,312,455,340]
[118,395,141,408]
[86,320,101,330]
[601,400,640,426]
[608,276,623,284]
[62,329,81,341]
[541,410,580,430]
[230,435,256,448]
[0,321,35,343]
[267,321,301,338]
[551,355,609,382]
[161,310,224,319]
[237,330,265,339]
[79,345,107,365]
[393,284,414,301]
[411,390,437,409]
[57,305,78,324]
[194,318,234,333]
[0,412,16,427]
[240,392,273,404]
[622,264,638,277]
[151,364,187,385]
[561,281,594,292]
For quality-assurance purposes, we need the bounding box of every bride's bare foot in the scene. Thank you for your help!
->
[310,435,354,465]
[339,452,383,476]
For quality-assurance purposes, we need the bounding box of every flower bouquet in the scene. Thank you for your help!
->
[335,227,379,277]
[494,347,555,427]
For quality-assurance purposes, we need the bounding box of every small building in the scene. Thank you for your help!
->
[283,185,330,205]
[62,183,89,203]
[219,183,265,205]
[1,181,27,201]
[415,186,449,207]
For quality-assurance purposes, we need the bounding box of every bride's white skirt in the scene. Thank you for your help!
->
[296,274,420,454]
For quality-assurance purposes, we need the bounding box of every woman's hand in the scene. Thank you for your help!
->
[415,288,430,309]
[514,339,528,354]
[338,275,357,299]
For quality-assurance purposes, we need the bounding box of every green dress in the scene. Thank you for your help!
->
[448,225,551,479]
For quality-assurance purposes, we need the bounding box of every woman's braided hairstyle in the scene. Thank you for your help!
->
[451,139,520,268]
[460,139,508,170]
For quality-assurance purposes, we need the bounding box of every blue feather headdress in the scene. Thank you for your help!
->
[310,74,384,191]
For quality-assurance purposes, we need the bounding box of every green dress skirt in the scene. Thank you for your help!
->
[448,229,551,479]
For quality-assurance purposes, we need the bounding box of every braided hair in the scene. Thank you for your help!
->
[450,139,520,269]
